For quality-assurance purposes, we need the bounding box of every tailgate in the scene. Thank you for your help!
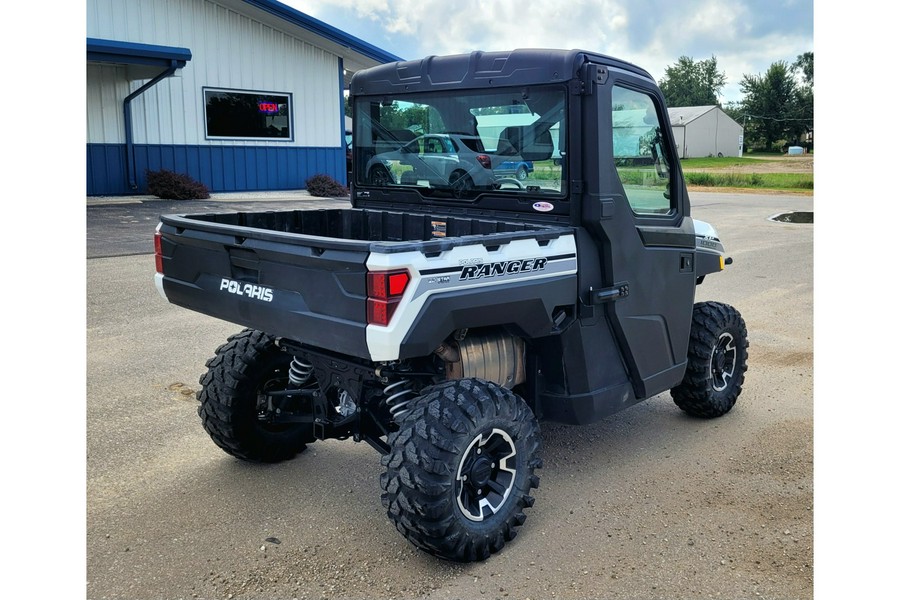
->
[155,215,370,359]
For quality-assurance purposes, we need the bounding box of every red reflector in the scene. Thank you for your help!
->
[154,232,164,274]
[367,298,399,327]
[367,269,410,300]
[366,269,410,325]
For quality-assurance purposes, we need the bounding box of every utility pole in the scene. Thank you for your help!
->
[740,114,750,157]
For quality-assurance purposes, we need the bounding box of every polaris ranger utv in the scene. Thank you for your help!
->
[154,49,748,562]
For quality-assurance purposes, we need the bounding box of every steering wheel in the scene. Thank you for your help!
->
[496,178,525,190]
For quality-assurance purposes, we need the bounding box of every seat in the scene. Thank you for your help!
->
[495,127,520,156]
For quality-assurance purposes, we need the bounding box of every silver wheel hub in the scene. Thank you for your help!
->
[710,332,737,392]
[455,428,517,522]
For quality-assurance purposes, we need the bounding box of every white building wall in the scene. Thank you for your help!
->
[86,64,130,143]
[682,110,718,158]
[86,0,341,148]
[677,108,743,158]
[671,125,686,159]
[715,113,744,157]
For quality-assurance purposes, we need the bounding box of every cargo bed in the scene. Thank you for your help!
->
[155,208,574,359]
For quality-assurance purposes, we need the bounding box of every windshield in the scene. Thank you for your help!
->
[353,86,566,200]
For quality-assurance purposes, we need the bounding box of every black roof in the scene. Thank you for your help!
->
[350,48,653,95]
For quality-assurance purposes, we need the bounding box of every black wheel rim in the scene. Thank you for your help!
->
[710,332,737,392]
[449,171,473,196]
[455,428,517,522]
[371,165,391,185]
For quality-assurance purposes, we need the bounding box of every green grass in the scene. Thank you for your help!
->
[530,161,563,180]
[683,171,813,191]
[390,157,812,192]
[679,156,781,169]
[616,165,812,192]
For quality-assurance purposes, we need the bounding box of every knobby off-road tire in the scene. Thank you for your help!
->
[197,329,315,462]
[380,379,542,562]
[671,301,749,418]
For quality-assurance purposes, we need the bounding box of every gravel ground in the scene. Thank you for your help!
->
[84,191,814,600]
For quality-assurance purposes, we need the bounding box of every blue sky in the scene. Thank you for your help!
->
[282,0,814,105]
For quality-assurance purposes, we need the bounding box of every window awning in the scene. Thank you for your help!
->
[87,38,192,80]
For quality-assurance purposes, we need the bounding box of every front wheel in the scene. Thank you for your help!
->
[671,302,749,418]
[197,329,316,462]
[380,379,542,562]
[368,164,393,186]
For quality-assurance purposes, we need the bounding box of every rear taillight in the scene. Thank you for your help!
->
[476,154,492,170]
[366,269,410,326]
[154,230,164,274]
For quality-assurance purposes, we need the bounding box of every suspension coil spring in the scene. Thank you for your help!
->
[383,378,416,420]
[288,357,314,386]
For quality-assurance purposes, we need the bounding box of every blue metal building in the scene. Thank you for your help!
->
[86,0,400,196]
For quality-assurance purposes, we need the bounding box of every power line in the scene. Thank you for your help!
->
[741,113,812,123]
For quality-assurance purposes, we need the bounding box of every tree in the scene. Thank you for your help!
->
[739,61,797,151]
[376,104,434,133]
[738,55,813,151]
[792,52,814,149]
[793,51,813,87]
[658,56,727,107]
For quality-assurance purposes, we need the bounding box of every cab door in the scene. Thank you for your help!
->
[584,75,697,399]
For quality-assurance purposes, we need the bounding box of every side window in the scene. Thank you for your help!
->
[425,137,443,154]
[611,86,673,215]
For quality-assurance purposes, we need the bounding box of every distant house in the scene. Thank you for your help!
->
[667,106,743,159]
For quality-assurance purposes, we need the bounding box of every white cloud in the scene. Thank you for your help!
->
[279,0,812,105]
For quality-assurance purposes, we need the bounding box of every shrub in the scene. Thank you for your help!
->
[146,169,210,200]
[306,174,349,197]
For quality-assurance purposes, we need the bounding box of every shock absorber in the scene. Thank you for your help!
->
[383,378,416,420]
[288,356,314,387]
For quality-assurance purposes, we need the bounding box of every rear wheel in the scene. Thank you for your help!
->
[671,302,749,418]
[515,165,528,180]
[197,329,316,462]
[380,379,542,562]
[448,170,474,196]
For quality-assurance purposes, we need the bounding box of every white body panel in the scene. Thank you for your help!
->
[154,272,167,300]
[365,235,578,362]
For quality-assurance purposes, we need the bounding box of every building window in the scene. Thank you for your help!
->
[204,88,292,140]
[611,85,673,215]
